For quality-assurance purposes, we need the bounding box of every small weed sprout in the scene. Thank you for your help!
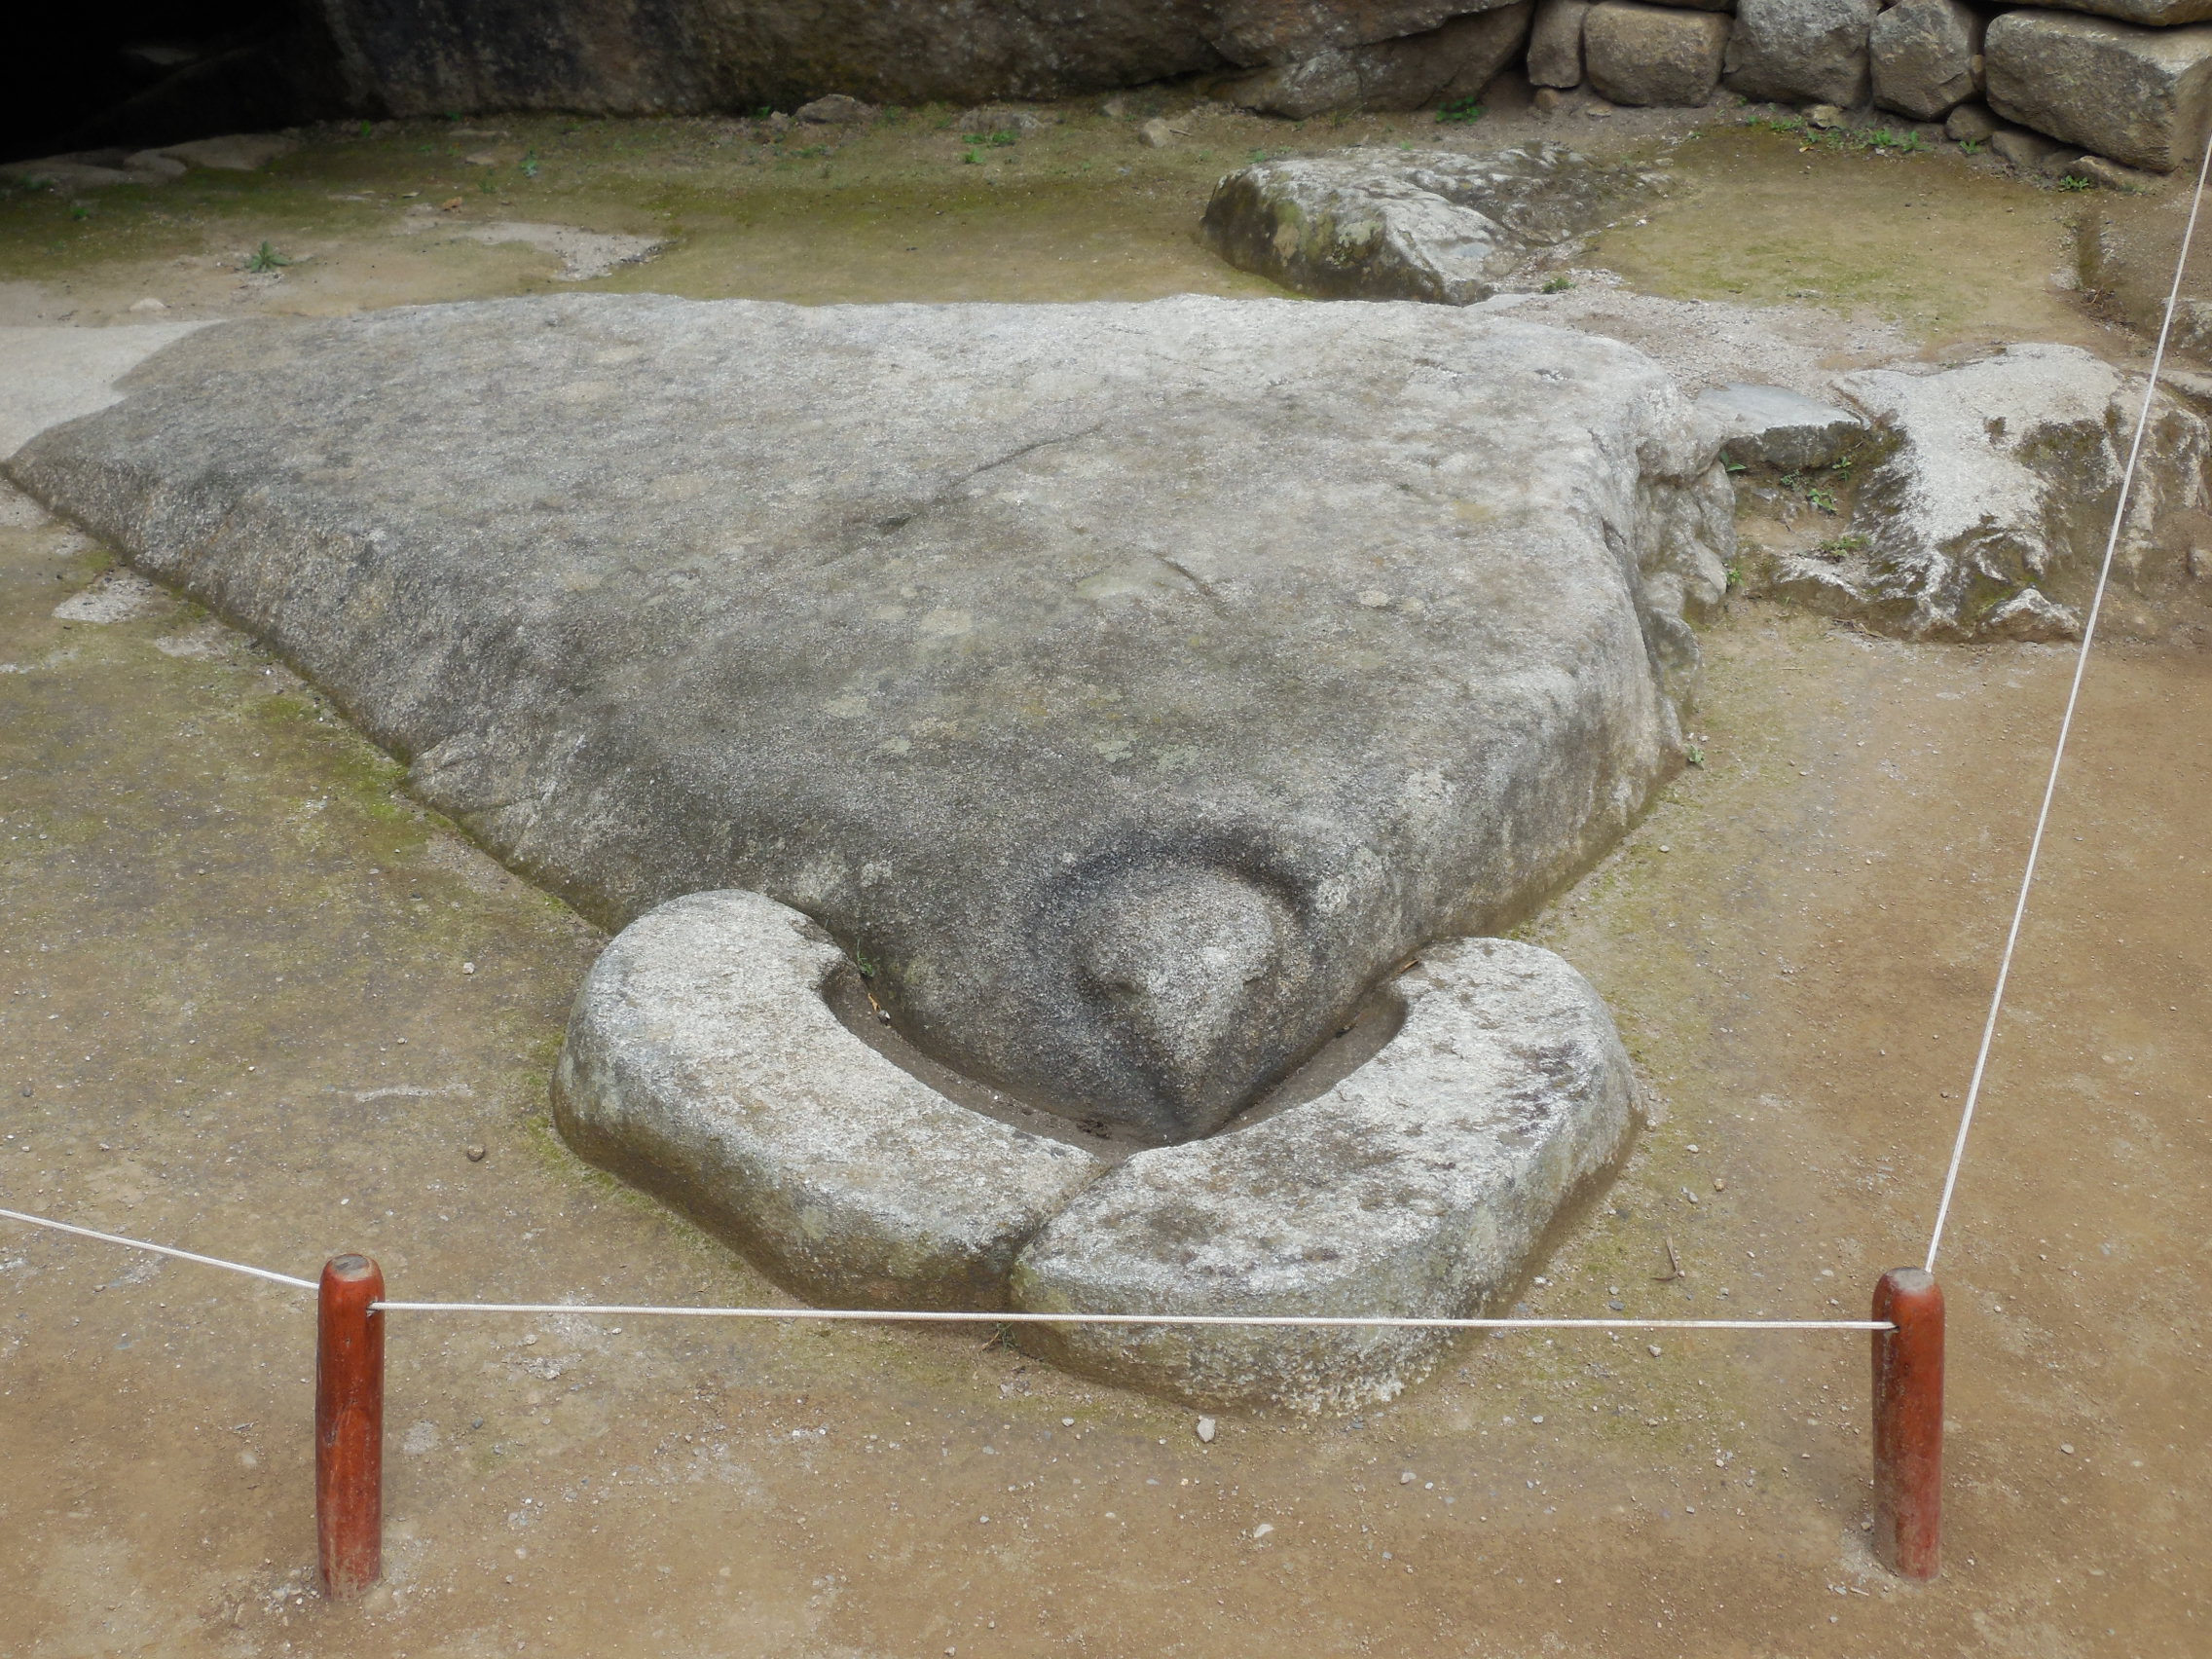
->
[1685,743,1707,767]
[1815,533,1870,559]
[520,149,539,178]
[1436,98,1487,126]
[960,129,1016,164]
[245,241,291,273]
[1805,486,1839,514]
[2058,174,2091,192]
[1724,563,1745,592]
[1540,274,1575,293]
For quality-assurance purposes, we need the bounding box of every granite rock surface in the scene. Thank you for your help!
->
[1011,938,1641,1411]
[1985,9,2212,172]
[1584,2,1734,107]
[1759,345,2212,639]
[1201,143,1662,303]
[554,889,1106,1308]
[8,293,1729,1145]
[1218,4,1533,115]
[1724,0,1880,107]
[1870,0,1986,120]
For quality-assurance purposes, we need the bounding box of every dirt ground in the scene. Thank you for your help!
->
[3,91,2209,1658]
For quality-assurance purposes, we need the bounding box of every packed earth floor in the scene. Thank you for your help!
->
[3,90,2209,1657]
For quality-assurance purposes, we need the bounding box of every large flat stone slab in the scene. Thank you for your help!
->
[1697,382,1866,472]
[7,294,1729,1147]
[1201,144,1662,304]
[1010,939,1640,1411]
[1986,10,2212,172]
[554,889,1104,1308]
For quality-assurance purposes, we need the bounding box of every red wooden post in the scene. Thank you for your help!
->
[316,1254,385,1601]
[1870,1266,1943,1580]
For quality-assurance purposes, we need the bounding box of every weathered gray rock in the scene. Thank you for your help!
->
[795,92,875,124]
[123,151,191,182]
[1944,99,2002,141]
[317,0,1508,114]
[8,293,1730,1146]
[1724,0,1879,107]
[2027,0,2212,24]
[1870,0,1985,120]
[157,133,298,170]
[955,103,1050,133]
[2070,152,2157,187]
[1219,4,1533,115]
[1528,0,1596,88]
[1986,10,2212,173]
[1697,382,1865,470]
[1757,345,2212,639]
[1585,3,1734,106]
[554,889,1105,1308]
[1990,127,2070,169]
[1202,143,1661,303]
[0,157,142,191]
[1011,939,1639,1412]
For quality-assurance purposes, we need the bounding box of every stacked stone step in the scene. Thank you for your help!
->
[1521,0,2212,175]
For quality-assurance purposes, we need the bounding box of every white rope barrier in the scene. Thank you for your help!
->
[369,1301,1893,1332]
[1922,134,2212,1274]
[0,1203,1886,1330]
[0,1204,318,1290]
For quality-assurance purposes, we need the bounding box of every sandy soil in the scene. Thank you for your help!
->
[3,91,2209,1659]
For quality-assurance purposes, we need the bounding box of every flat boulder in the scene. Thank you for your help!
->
[1584,2,1734,108]
[1724,0,1880,108]
[157,133,298,170]
[1985,10,2212,173]
[1754,345,2212,639]
[1012,939,1639,1411]
[7,293,1729,1150]
[1697,382,1866,471]
[1201,143,1662,303]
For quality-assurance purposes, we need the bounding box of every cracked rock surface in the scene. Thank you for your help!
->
[559,890,1635,1407]
[8,293,1728,1143]
[554,889,1104,1309]
[1202,142,1660,304]
[1011,938,1640,1412]
[1759,344,2212,641]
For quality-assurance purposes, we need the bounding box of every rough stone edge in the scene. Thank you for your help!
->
[1005,938,1641,1413]
[551,889,1106,1310]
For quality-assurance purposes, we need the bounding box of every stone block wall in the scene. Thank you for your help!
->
[306,0,2212,176]
[1494,0,2212,175]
